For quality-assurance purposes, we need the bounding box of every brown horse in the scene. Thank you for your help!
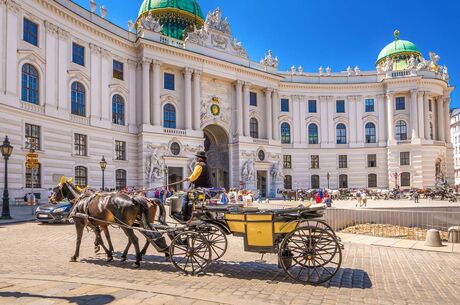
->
[50,177,152,268]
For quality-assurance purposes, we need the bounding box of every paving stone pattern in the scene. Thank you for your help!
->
[0,223,459,305]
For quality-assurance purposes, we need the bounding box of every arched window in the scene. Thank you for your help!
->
[250,118,259,138]
[25,162,41,188]
[368,174,377,188]
[336,123,347,144]
[311,175,320,189]
[163,104,176,129]
[284,175,292,190]
[116,169,127,190]
[71,82,86,117]
[308,124,319,144]
[281,123,291,144]
[112,95,125,125]
[365,122,376,143]
[339,174,348,189]
[21,64,39,104]
[401,172,411,187]
[75,166,88,187]
[430,122,433,140]
[395,120,407,141]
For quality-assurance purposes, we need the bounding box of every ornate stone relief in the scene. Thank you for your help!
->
[186,8,248,59]
[145,144,168,183]
[200,94,231,128]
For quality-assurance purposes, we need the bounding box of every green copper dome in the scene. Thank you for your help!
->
[376,30,421,64]
[137,0,205,40]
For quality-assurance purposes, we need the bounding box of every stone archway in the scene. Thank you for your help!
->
[203,124,229,189]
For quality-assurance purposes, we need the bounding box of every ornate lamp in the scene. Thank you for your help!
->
[1,136,13,219]
[100,156,107,190]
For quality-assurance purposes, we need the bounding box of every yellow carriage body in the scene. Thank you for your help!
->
[224,212,299,252]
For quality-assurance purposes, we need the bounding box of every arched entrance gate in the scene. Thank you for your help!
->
[203,124,230,189]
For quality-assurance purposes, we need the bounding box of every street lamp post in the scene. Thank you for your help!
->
[393,172,399,189]
[100,156,107,191]
[326,172,330,189]
[1,136,14,219]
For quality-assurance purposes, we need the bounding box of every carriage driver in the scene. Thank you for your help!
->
[180,151,213,220]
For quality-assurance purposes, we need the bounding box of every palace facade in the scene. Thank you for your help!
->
[0,0,454,200]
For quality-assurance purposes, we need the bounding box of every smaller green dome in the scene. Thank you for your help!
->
[377,31,421,64]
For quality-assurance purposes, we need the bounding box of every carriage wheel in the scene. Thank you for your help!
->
[278,226,342,285]
[197,224,228,260]
[169,231,212,275]
[299,220,337,238]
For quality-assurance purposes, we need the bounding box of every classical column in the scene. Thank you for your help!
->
[437,96,445,141]
[264,88,273,140]
[410,90,419,140]
[5,1,19,95]
[349,96,357,144]
[423,93,430,140]
[445,97,451,144]
[327,97,335,144]
[142,59,151,125]
[44,22,58,109]
[235,81,244,136]
[100,49,111,121]
[243,82,251,137]
[417,91,425,140]
[377,94,386,144]
[193,70,202,130]
[89,43,101,119]
[299,96,306,144]
[292,96,301,144]
[183,68,193,130]
[152,60,161,126]
[386,92,395,142]
[272,89,280,141]
[319,96,328,144]
[127,60,137,127]
[356,96,364,143]
[57,28,69,111]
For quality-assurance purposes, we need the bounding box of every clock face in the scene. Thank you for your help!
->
[258,150,265,161]
[210,104,220,116]
[170,142,181,156]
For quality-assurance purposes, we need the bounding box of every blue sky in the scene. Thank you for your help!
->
[73,0,459,108]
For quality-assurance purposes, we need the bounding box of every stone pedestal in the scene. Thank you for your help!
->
[424,229,442,247]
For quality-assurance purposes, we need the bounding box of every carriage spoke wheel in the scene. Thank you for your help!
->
[170,231,212,275]
[197,224,228,260]
[279,226,342,285]
[299,220,337,238]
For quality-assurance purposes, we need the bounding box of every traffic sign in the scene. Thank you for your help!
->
[26,153,39,159]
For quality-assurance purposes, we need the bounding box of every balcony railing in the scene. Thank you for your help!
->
[164,128,186,136]
[20,101,45,114]
[160,36,185,49]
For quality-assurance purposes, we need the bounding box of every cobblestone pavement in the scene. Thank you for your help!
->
[0,223,459,305]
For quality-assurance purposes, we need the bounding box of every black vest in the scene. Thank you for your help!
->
[193,162,212,188]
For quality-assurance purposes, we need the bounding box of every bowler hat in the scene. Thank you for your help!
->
[195,151,207,159]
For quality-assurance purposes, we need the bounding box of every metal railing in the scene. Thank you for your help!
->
[323,208,460,241]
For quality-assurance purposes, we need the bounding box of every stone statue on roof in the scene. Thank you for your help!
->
[260,50,279,68]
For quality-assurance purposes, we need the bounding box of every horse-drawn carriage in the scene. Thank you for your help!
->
[52,179,342,285]
[160,188,343,284]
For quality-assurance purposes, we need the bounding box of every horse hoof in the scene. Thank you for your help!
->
[120,256,127,262]
[94,246,101,253]
[70,257,77,262]
[106,256,114,263]
[132,262,140,268]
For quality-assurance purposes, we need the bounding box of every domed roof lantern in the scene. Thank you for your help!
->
[376,30,422,71]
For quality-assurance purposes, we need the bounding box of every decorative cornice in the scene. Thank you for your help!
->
[5,0,20,14]
[44,21,59,36]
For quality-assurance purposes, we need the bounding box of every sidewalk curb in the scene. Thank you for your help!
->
[0,218,35,225]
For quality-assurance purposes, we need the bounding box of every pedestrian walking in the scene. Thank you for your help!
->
[356,190,362,207]
[413,190,420,203]
[361,191,367,207]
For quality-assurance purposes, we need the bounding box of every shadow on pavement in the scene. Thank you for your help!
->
[82,254,372,289]
[0,291,115,305]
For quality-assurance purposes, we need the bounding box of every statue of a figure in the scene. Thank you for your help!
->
[354,66,361,75]
[383,57,394,72]
[429,52,440,67]
[206,8,231,34]
[326,66,331,75]
[408,55,417,70]
[242,159,255,182]
[140,12,163,33]
[270,160,284,180]
[319,66,323,75]
[441,65,449,80]
[298,66,303,74]
[145,148,166,182]
[291,65,296,74]
[260,50,279,68]
[346,66,352,76]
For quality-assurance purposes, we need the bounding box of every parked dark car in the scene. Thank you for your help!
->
[35,202,73,224]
